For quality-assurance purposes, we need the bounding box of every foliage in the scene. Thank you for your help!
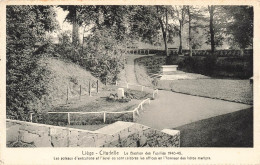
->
[178,55,252,78]
[6,6,58,120]
[55,28,125,84]
[135,56,166,75]
[223,6,253,50]
[205,6,227,52]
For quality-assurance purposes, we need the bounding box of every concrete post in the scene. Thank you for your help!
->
[103,112,106,123]
[68,113,70,125]
[30,113,33,122]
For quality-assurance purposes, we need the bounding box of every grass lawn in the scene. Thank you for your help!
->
[174,108,253,147]
[53,88,152,113]
[158,79,253,105]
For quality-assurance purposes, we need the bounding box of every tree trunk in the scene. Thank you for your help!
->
[178,20,183,55]
[188,6,192,57]
[72,7,80,46]
[157,6,168,57]
[165,7,168,57]
[209,6,215,54]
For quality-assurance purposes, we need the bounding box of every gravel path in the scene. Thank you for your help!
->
[124,54,252,130]
[136,90,252,130]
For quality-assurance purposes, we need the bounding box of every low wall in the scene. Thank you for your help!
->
[100,122,180,147]
[7,119,180,147]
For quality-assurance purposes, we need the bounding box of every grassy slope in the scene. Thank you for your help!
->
[174,108,253,147]
[38,57,102,106]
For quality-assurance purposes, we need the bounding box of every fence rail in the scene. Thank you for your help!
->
[30,81,158,125]
[115,81,158,98]
[46,97,151,125]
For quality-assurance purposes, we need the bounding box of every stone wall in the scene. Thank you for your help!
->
[6,119,180,147]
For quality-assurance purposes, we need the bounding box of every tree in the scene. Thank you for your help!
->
[6,6,58,120]
[187,6,205,56]
[206,6,227,54]
[172,6,188,55]
[128,6,173,56]
[208,5,215,54]
[59,6,82,45]
[224,6,253,55]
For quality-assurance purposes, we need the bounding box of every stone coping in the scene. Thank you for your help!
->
[6,119,105,135]
[162,65,178,68]
[97,121,149,135]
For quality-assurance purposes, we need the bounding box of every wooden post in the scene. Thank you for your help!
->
[132,111,135,121]
[126,83,129,89]
[96,80,99,93]
[66,86,69,104]
[89,81,91,96]
[68,113,70,125]
[103,112,106,123]
[79,85,81,100]
[116,81,118,86]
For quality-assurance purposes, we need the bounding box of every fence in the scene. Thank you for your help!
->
[115,81,159,99]
[60,79,100,105]
[125,48,253,57]
[30,80,158,125]
[45,98,151,125]
[182,49,253,57]
[125,49,151,55]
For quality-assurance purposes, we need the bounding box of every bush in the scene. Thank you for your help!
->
[177,55,252,79]
[166,56,179,65]
[56,29,125,85]
[6,6,56,120]
[203,55,217,75]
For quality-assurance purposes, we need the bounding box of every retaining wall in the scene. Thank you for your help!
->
[6,119,180,147]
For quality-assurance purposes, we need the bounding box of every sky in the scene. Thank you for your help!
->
[52,6,86,43]
[55,6,71,32]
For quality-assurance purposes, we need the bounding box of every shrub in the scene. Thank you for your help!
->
[203,55,217,75]
[56,29,125,85]
[6,6,57,120]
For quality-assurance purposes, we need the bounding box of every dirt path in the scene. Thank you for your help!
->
[125,54,154,84]
[124,54,252,130]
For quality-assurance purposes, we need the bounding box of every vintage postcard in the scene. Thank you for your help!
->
[0,0,259,164]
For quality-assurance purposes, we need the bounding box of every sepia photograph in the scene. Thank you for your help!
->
[5,4,254,149]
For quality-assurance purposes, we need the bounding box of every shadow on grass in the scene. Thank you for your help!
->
[174,108,253,147]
